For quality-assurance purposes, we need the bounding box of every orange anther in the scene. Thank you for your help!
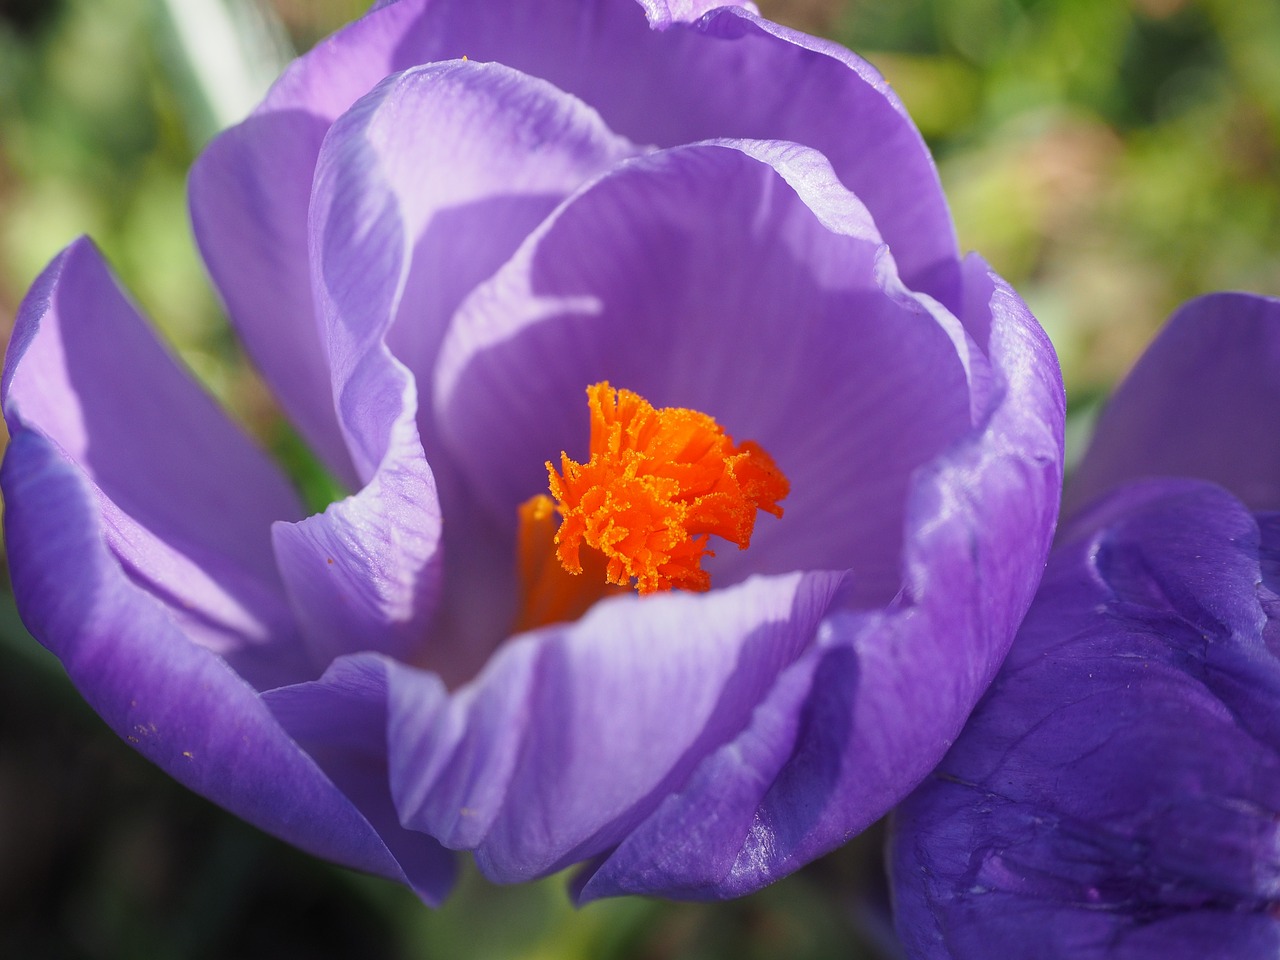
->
[516,383,787,629]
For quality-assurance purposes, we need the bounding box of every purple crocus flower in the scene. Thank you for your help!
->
[2,0,1064,905]
[891,293,1280,957]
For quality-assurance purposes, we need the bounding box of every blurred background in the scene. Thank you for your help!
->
[0,0,1277,956]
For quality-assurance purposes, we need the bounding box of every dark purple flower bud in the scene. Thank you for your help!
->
[3,0,1064,904]
[892,293,1280,957]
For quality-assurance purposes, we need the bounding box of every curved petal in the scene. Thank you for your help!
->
[634,0,757,28]
[191,0,956,474]
[1,424,453,901]
[580,256,1063,899]
[271,60,636,670]
[189,0,435,482]
[890,480,1280,960]
[342,59,636,456]
[270,105,442,667]
[2,239,307,689]
[1066,292,1280,516]
[385,0,958,300]
[387,570,848,882]
[570,634,848,899]
[270,443,442,670]
[262,655,458,904]
[437,140,979,607]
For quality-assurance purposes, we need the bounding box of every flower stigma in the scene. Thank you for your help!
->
[515,382,789,631]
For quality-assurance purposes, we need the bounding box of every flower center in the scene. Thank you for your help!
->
[514,382,788,631]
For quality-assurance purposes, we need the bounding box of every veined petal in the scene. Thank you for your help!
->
[891,480,1280,960]
[1,425,449,899]
[387,570,847,882]
[437,140,978,607]
[574,635,846,899]
[2,239,307,688]
[1066,292,1280,516]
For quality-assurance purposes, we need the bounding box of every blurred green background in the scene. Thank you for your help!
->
[0,0,1277,957]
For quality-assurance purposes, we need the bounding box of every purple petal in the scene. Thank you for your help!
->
[2,239,307,688]
[436,140,979,606]
[270,445,442,669]
[891,480,1280,959]
[633,0,756,28]
[1,424,451,899]
[263,655,458,904]
[571,634,839,899]
[1066,292,1280,515]
[581,256,1063,899]
[189,0,436,482]
[387,571,848,883]
[335,59,636,458]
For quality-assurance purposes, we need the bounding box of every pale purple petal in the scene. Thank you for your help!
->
[634,0,757,28]
[269,78,443,669]
[1066,292,1280,516]
[188,0,435,481]
[436,140,979,607]
[269,320,441,674]
[345,59,636,455]
[891,480,1280,960]
[0,424,451,899]
[2,239,307,688]
[271,60,635,670]
[387,570,847,882]
[270,447,441,670]
[571,635,836,899]
[263,655,458,904]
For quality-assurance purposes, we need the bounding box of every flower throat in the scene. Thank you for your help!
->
[515,382,789,631]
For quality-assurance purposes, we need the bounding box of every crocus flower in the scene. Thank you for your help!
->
[891,293,1280,957]
[2,0,1064,905]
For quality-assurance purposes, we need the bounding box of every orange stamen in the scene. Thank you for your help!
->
[514,493,627,633]
[515,382,788,630]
